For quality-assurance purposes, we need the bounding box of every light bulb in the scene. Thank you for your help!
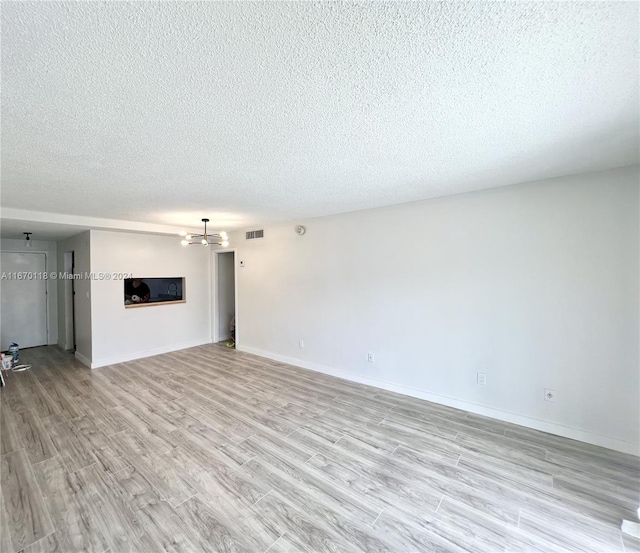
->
[179,231,187,236]
[220,231,228,239]
[181,240,189,246]
[185,234,192,240]
[201,238,208,245]
[221,240,229,247]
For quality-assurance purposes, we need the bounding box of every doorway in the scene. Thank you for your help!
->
[213,250,237,345]
[0,252,48,350]
[63,251,76,351]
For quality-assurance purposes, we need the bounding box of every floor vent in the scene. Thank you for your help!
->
[245,229,264,240]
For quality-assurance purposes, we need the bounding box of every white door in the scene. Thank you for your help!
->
[1,252,48,350]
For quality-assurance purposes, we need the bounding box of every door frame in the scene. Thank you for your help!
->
[211,248,238,346]
[62,250,76,351]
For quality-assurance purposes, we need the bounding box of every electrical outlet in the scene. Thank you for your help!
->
[477,372,486,385]
[367,353,374,363]
[544,388,555,402]
[299,339,304,349]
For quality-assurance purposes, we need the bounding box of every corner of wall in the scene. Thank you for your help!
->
[74,350,91,368]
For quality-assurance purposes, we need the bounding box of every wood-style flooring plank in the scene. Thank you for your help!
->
[72,393,129,436]
[251,490,364,553]
[131,494,207,553]
[1,404,23,456]
[173,495,260,553]
[242,436,383,525]
[1,379,31,413]
[16,533,61,553]
[110,431,196,508]
[518,505,625,552]
[67,463,144,553]
[44,419,97,473]
[372,507,468,553]
[11,409,57,465]
[29,374,84,421]
[266,533,313,553]
[1,449,54,552]
[32,455,110,553]
[0,494,14,553]
[12,372,60,420]
[168,443,270,507]
[67,416,130,474]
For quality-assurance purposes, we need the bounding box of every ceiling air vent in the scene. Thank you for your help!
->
[245,229,264,240]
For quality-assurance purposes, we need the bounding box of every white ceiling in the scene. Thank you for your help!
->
[1,1,638,232]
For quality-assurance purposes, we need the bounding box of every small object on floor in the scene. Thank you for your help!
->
[9,342,20,365]
[11,364,31,372]
[225,341,235,349]
[1,353,12,373]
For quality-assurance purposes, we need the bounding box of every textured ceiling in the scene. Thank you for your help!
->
[2,1,638,231]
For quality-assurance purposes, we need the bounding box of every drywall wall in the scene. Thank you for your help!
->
[233,166,640,454]
[0,238,58,346]
[89,230,211,367]
[56,232,91,363]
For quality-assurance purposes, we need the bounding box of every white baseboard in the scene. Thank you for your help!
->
[239,345,639,457]
[90,338,212,369]
[622,520,640,538]
[74,351,91,368]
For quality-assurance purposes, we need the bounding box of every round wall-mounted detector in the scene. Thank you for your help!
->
[295,225,306,235]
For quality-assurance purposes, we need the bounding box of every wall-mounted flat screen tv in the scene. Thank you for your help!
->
[124,277,185,307]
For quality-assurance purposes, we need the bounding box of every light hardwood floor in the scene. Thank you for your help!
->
[0,345,638,553]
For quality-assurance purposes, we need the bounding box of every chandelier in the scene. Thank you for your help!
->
[180,218,229,247]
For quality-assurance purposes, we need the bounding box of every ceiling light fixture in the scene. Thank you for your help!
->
[23,232,33,248]
[179,219,229,247]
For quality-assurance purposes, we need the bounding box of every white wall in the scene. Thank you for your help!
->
[1,238,58,346]
[89,230,211,368]
[233,166,640,454]
[56,232,92,363]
